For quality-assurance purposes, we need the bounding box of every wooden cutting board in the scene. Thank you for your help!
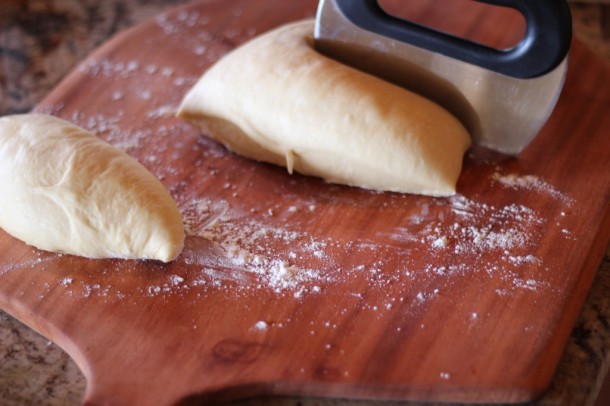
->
[1,0,609,404]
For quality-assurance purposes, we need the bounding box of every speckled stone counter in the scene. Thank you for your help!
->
[1,1,609,405]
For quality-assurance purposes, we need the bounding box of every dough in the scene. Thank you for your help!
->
[0,114,184,262]
[178,20,471,196]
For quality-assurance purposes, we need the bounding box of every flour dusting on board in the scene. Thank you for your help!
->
[13,93,575,304]
[6,7,576,331]
[181,197,329,296]
[428,196,542,253]
[492,170,574,204]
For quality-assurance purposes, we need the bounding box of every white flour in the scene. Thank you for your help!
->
[492,170,574,204]
[181,197,329,296]
[0,7,579,342]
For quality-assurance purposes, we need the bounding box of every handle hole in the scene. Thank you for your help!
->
[377,0,526,50]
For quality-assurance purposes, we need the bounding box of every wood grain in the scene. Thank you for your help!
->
[1,0,609,404]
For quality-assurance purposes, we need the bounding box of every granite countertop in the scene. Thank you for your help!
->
[1,1,609,405]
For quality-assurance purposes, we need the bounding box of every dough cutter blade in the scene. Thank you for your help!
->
[313,0,572,155]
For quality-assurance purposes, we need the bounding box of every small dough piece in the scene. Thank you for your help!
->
[178,20,471,196]
[0,114,184,262]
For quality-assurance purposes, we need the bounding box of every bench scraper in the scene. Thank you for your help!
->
[314,0,572,155]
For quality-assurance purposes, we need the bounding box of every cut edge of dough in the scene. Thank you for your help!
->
[178,112,461,197]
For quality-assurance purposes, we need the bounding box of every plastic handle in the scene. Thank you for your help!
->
[332,0,572,79]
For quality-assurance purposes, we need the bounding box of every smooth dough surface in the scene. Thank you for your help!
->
[178,20,471,196]
[0,114,184,262]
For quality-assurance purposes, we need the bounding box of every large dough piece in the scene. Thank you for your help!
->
[0,114,184,262]
[178,20,471,196]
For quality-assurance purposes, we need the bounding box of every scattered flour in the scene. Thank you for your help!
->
[420,196,542,257]
[181,197,328,296]
[61,277,73,286]
[0,6,580,349]
[253,321,268,331]
[492,171,573,204]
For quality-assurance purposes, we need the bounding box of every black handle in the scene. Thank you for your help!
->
[333,0,572,79]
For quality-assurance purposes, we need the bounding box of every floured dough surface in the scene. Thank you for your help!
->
[0,114,185,262]
[178,20,471,196]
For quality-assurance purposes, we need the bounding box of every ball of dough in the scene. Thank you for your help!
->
[0,114,184,262]
[178,20,471,196]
